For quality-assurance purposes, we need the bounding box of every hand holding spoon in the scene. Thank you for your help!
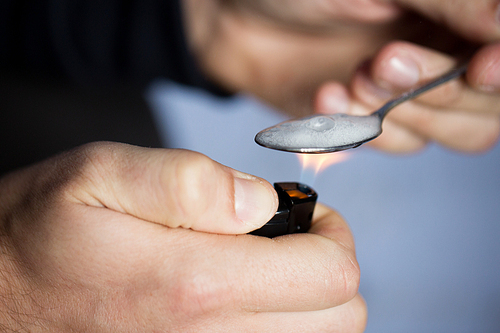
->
[255,64,468,153]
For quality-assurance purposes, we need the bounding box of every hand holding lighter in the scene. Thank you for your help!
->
[250,182,317,238]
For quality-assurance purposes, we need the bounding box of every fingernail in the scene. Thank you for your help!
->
[380,56,420,89]
[234,176,277,227]
[478,58,500,92]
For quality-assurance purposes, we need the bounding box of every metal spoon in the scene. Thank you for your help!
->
[255,64,468,154]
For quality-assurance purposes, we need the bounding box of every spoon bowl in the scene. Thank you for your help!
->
[255,113,382,153]
[255,64,467,154]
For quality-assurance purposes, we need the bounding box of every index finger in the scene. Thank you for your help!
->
[158,203,359,314]
[369,41,500,114]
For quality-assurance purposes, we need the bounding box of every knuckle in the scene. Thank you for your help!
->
[75,141,121,174]
[61,141,122,194]
[340,253,362,300]
[56,142,118,181]
[25,142,120,201]
[168,269,230,320]
[323,247,361,305]
[174,151,218,190]
[169,151,223,223]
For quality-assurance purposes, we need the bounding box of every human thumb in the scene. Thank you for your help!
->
[71,142,278,234]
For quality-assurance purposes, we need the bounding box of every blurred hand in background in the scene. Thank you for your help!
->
[184,0,500,153]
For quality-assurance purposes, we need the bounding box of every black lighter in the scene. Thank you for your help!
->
[250,182,318,238]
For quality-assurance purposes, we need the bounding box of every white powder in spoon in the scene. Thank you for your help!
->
[255,114,382,152]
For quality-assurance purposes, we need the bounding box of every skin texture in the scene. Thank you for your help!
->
[0,142,365,332]
[184,0,500,153]
[2,1,500,331]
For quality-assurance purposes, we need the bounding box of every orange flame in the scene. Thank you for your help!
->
[297,152,351,176]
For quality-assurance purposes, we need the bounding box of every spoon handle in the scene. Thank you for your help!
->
[374,63,468,119]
